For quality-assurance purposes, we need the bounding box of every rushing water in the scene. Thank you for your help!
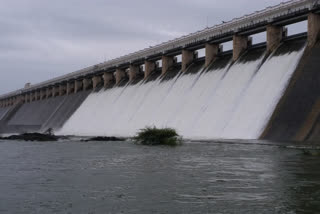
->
[58,44,305,140]
[0,140,319,213]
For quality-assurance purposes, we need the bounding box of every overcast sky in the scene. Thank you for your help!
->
[0,0,291,94]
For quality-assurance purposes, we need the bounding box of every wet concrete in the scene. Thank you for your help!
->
[262,39,320,141]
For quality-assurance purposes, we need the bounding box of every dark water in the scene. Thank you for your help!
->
[0,140,319,214]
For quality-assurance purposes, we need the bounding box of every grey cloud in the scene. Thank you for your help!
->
[0,0,295,94]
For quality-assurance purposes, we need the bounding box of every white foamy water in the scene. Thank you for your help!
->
[58,47,305,139]
[221,49,305,139]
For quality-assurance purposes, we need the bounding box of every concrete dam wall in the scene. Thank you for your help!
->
[0,37,319,141]
[56,38,311,140]
[0,1,319,141]
[262,40,320,141]
[0,91,89,134]
[0,38,318,141]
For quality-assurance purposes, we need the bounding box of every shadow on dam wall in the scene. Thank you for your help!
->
[262,39,320,142]
[0,91,89,134]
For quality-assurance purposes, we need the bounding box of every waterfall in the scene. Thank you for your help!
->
[57,43,305,140]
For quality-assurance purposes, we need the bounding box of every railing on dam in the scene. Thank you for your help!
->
[1,0,320,105]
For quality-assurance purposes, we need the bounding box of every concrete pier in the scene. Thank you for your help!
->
[129,65,139,82]
[74,80,83,93]
[115,69,126,85]
[30,92,35,102]
[67,82,74,95]
[103,72,114,88]
[52,86,59,97]
[308,13,320,46]
[83,78,92,91]
[144,60,156,79]
[205,43,219,67]
[92,76,102,90]
[32,92,36,101]
[17,95,24,104]
[233,35,248,61]
[36,91,41,100]
[34,91,39,101]
[182,50,194,72]
[162,56,174,75]
[20,95,24,103]
[40,89,46,100]
[46,88,52,98]
[267,25,284,52]
[24,94,29,103]
[13,97,17,105]
[36,91,40,100]
[59,84,66,96]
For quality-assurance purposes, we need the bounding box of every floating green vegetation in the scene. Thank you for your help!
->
[133,127,182,146]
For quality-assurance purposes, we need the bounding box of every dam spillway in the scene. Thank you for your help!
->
[57,39,306,139]
[0,0,320,141]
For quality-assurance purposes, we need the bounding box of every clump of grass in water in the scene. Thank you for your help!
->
[134,127,182,146]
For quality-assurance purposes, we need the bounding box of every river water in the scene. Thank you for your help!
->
[0,140,319,214]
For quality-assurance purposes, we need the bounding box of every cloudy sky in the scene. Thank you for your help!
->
[0,0,289,94]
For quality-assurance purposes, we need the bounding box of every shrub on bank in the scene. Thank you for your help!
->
[134,127,182,146]
[0,133,58,141]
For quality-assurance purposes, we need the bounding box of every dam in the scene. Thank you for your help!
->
[0,0,319,141]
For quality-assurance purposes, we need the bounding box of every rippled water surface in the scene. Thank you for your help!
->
[0,140,319,213]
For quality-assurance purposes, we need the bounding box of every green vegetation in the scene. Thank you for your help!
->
[133,127,182,146]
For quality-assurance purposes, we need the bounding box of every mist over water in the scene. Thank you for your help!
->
[58,46,305,139]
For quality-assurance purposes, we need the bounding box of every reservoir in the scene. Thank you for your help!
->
[0,140,319,213]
